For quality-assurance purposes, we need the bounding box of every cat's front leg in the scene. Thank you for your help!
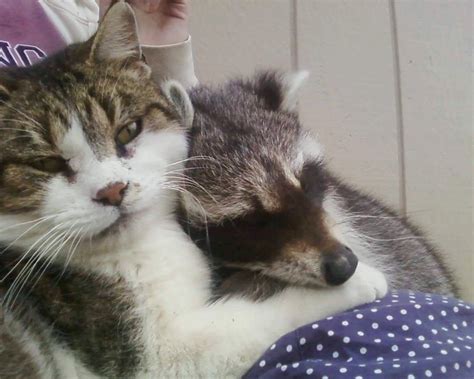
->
[159,262,387,377]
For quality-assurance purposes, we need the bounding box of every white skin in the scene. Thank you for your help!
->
[98,0,189,45]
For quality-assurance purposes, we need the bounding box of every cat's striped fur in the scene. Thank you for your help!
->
[0,3,388,378]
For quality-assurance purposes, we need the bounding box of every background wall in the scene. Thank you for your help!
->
[189,0,473,301]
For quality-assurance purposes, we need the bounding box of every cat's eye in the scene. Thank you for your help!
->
[32,157,68,173]
[116,121,142,146]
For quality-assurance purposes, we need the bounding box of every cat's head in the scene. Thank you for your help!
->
[0,3,193,253]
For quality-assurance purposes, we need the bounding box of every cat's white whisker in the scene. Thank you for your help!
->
[3,226,68,309]
[0,214,62,256]
[0,126,38,135]
[9,227,68,291]
[60,226,85,279]
[164,155,220,169]
[162,182,212,249]
[4,135,35,144]
[29,222,79,291]
[0,213,55,234]
[0,100,42,129]
[1,222,68,283]
[164,174,219,204]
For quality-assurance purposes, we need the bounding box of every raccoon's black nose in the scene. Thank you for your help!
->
[323,246,358,286]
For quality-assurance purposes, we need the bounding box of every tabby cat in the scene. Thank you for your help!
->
[0,3,387,378]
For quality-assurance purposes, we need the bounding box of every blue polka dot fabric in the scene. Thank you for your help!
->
[244,291,473,378]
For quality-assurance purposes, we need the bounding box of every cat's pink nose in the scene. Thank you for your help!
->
[94,182,128,207]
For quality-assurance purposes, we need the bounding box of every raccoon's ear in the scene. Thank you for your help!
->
[161,80,194,128]
[279,71,309,111]
[253,70,309,112]
[89,1,141,63]
[299,131,324,162]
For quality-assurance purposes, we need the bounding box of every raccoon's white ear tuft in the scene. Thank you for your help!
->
[90,2,141,62]
[280,70,309,111]
[161,80,194,128]
[299,131,324,161]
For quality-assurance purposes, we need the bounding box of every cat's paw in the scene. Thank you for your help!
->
[342,262,388,307]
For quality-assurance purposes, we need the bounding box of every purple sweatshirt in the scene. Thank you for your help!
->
[0,0,66,67]
[0,1,196,86]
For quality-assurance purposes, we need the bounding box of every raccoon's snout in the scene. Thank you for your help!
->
[322,245,358,286]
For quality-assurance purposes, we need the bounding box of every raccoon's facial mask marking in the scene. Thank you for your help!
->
[194,162,358,287]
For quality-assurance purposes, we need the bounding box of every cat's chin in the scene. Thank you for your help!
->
[94,213,131,240]
[91,207,155,241]
[71,201,171,252]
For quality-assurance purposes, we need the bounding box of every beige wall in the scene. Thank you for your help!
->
[190,0,473,301]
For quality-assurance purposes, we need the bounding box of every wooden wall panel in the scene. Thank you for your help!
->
[189,0,472,300]
[190,0,293,84]
[296,0,402,211]
[394,0,473,300]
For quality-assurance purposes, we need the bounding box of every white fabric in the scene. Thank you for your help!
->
[143,37,198,88]
[39,0,99,44]
[39,0,197,87]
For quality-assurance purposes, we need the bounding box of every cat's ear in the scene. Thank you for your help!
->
[161,80,194,128]
[89,1,141,62]
[252,70,309,112]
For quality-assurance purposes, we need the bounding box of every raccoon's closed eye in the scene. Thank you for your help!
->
[301,161,328,204]
[32,157,68,174]
[116,120,142,146]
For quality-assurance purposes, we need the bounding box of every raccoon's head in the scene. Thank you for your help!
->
[0,3,193,258]
[185,71,357,287]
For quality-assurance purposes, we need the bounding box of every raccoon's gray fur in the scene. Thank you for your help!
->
[182,70,458,298]
[0,3,390,377]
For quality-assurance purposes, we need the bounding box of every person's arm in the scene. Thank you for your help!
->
[142,38,197,89]
[100,0,197,88]
[38,0,99,45]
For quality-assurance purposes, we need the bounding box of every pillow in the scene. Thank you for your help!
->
[245,291,473,378]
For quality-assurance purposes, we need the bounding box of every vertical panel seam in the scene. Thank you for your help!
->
[291,0,302,114]
[389,0,407,216]
[290,0,299,71]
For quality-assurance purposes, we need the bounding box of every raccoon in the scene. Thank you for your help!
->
[0,5,389,377]
[181,71,458,299]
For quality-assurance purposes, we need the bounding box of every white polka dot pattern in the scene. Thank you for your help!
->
[245,291,473,379]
